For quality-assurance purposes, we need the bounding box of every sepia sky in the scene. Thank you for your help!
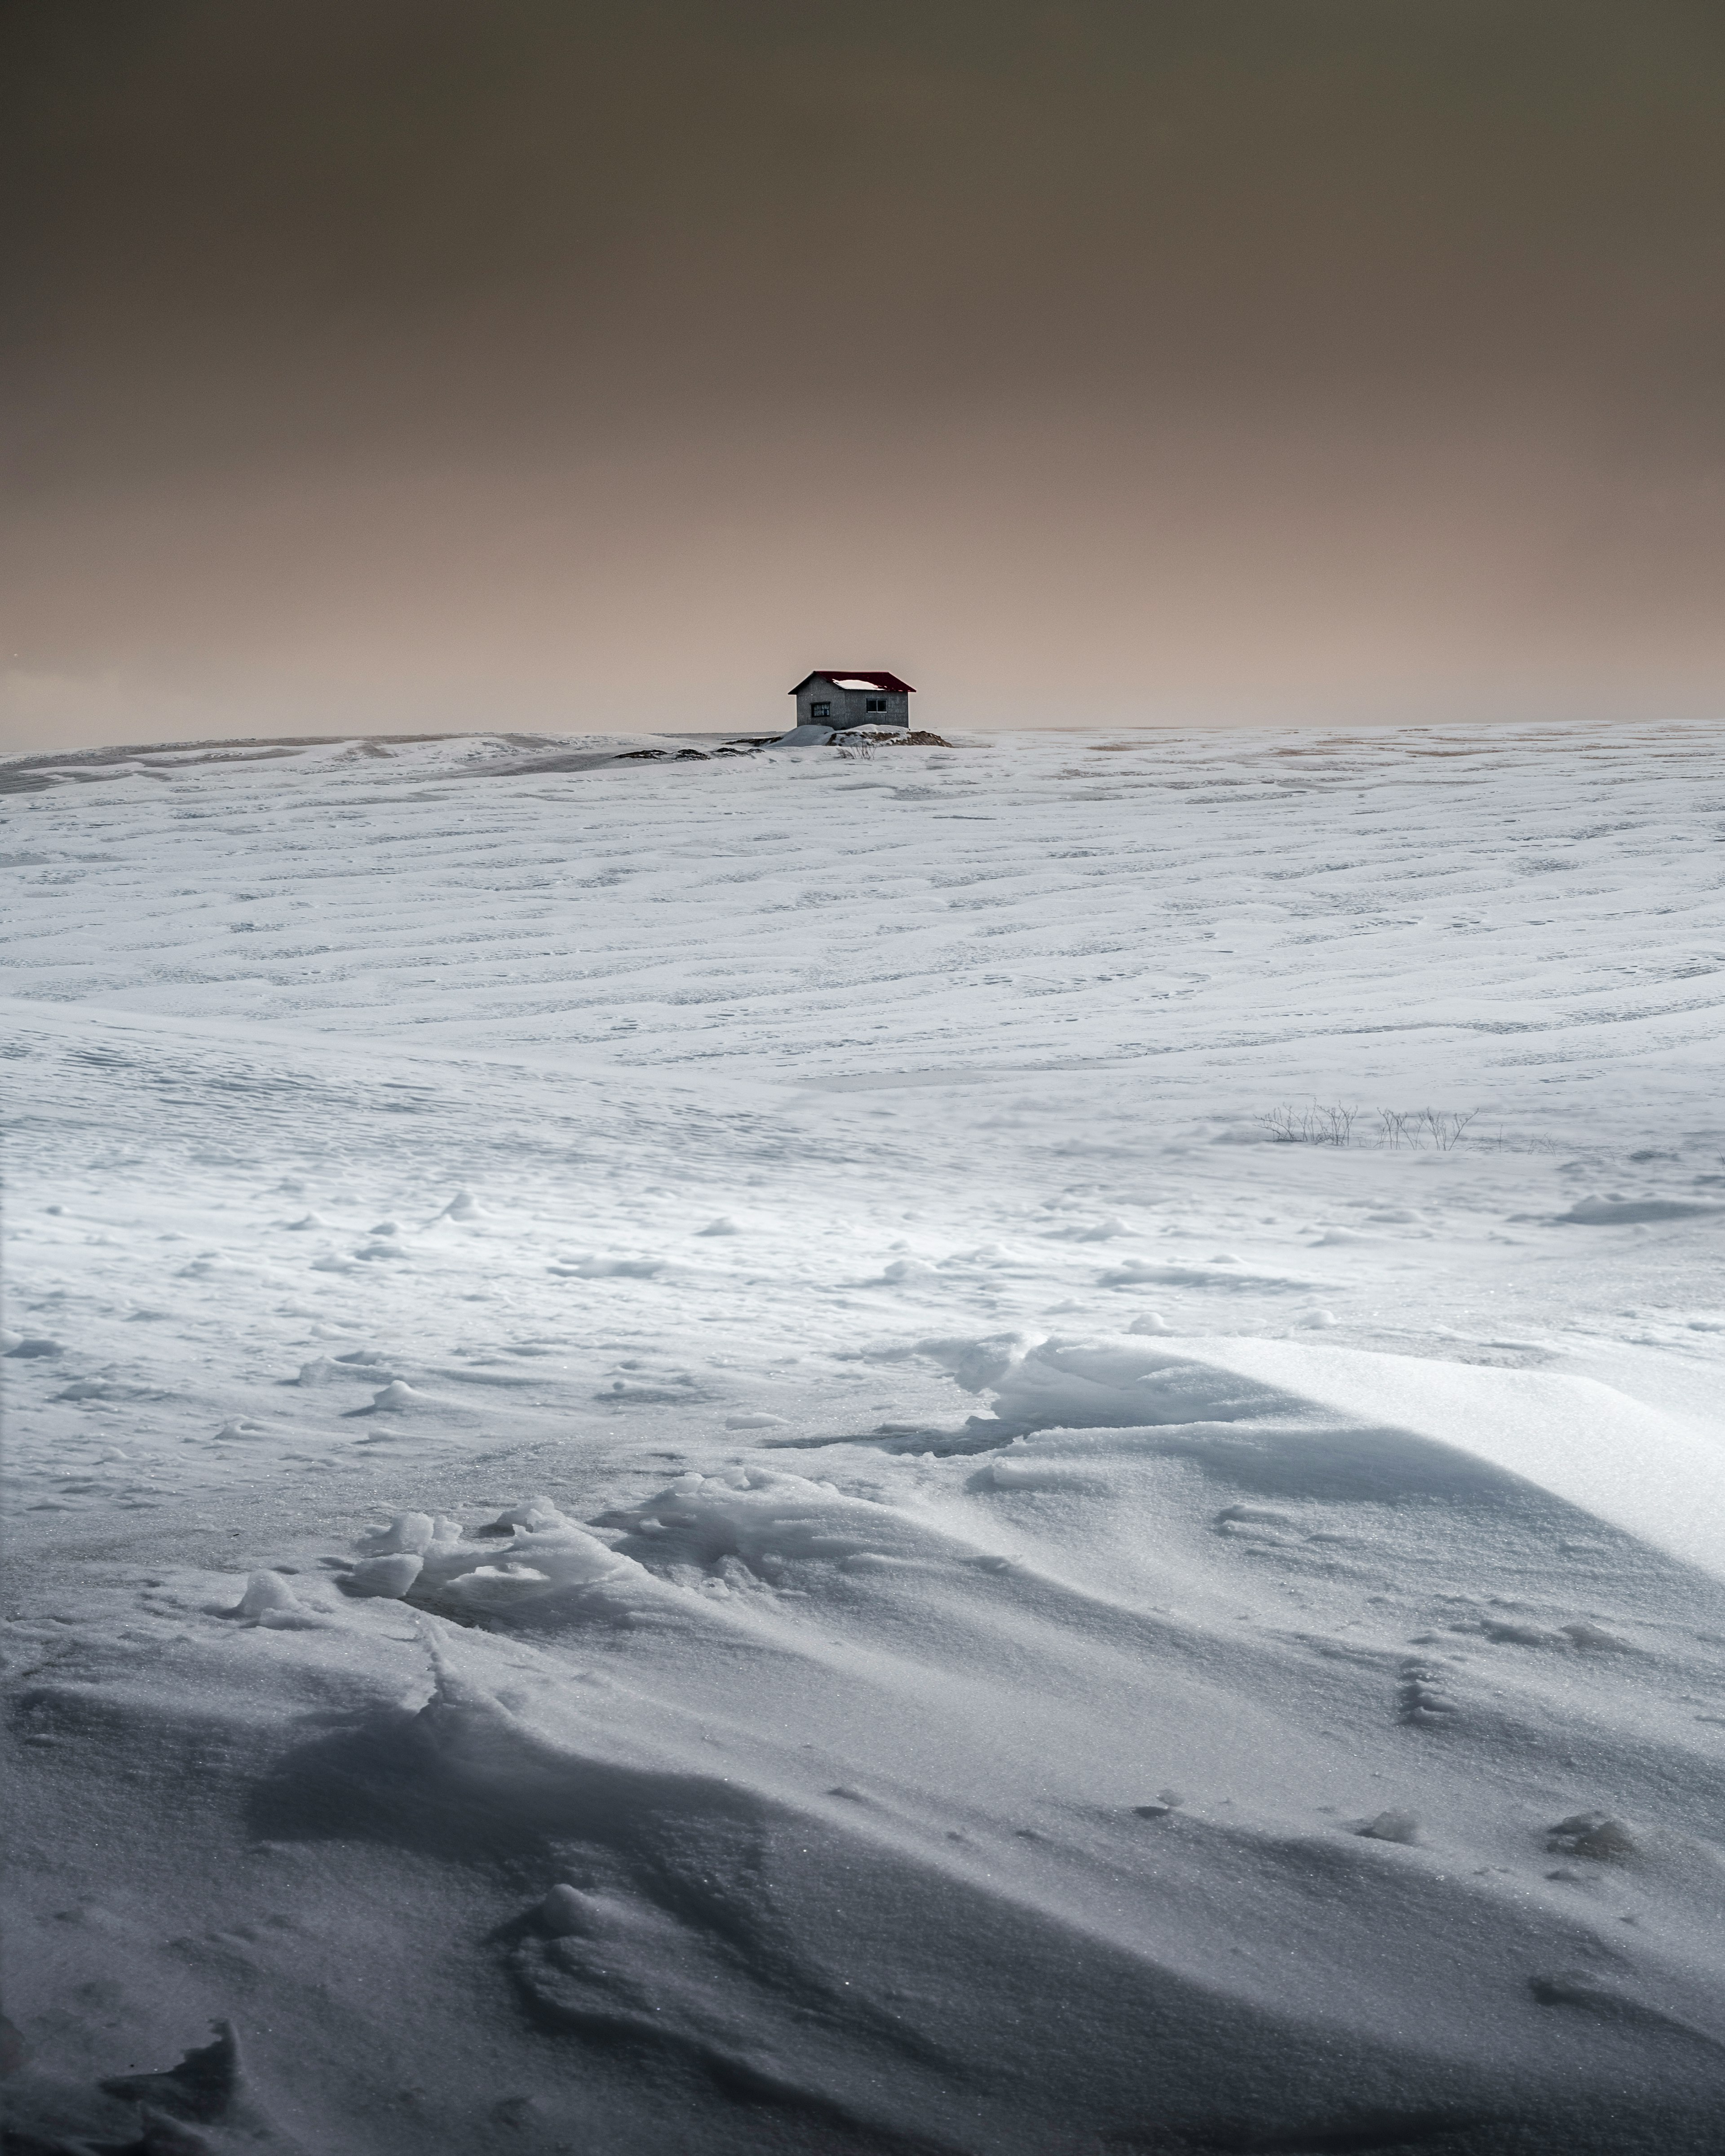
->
[4,0,1723,747]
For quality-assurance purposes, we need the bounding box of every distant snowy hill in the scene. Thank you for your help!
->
[4,723,1724,2155]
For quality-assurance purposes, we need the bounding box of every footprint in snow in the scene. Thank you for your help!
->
[1480,1617,1566,1647]
[1546,1811,1638,1860]
[1353,1809,1420,1844]
[599,1377,704,1405]
[1214,1503,1298,1539]
[1132,1790,1185,1819]
[1397,1657,1460,1725]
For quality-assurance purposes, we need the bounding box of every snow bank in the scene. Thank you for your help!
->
[939,1332,1725,1582]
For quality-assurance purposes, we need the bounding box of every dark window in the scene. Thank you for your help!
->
[865,697,886,711]
[810,701,831,718]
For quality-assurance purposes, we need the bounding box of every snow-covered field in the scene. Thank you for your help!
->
[4,721,1725,2155]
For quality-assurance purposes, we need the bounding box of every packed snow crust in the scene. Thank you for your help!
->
[4,721,1725,2154]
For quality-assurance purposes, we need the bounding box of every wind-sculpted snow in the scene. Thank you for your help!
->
[936,1334,1725,1580]
[5,723,1725,2153]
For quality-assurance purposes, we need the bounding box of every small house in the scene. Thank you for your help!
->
[788,671,915,731]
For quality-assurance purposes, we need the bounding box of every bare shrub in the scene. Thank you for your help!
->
[1379,1107,1478,1150]
[1262,1101,1359,1145]
[1269,1102,1481,1149]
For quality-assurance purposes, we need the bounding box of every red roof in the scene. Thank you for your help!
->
[789,671,916,696]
